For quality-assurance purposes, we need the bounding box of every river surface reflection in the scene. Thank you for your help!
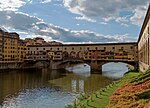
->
[0,62,128,108]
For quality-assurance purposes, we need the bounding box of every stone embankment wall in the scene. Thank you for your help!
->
[0,62,23,71]
[0,62,37,71]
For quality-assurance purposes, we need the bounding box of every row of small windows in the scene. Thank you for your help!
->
[4,47,26,50]
[84,56,134,60]
[28,56,47,59]
[28,46,134,51]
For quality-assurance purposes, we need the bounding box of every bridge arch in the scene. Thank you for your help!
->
[76,51,84,59]
[62,51,69,58]
[57,58,138,74]
[87,61,138,74]
[70,51,76,58]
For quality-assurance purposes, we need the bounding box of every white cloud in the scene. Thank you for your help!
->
[100,22,107,25]
[130,6,147,26]
[6,16,11,20]
[63,0,149,26]
[120,23,129,27]
[76,24,80,26]
[115,17,129,23]
[0,0,26,11]
[75,16,96,23]
[40,0,52,4]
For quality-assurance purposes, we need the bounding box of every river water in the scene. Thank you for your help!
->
[0,62,128,108]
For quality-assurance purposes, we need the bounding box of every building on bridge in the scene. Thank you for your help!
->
[26,43,138,62]
[26,42,138,73]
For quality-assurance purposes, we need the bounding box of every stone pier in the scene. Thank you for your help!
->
[90,60,103,74]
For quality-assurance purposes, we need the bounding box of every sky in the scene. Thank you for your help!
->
[0,0,149,43]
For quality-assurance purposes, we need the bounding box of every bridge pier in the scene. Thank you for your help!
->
[90,61,102,74]
[133,62,139,71]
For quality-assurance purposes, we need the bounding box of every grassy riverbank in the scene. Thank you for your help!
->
[66,70,150,108]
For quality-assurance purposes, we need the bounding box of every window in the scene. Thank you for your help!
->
[130,46,133,49]
[72,47,74,50]
[37,48,38,50]
[112,47,115,49]
[87,47,89,50]
[57,48,59,50]
[95,47,98,50]
[43,48,45,50]
[64,48,67,50]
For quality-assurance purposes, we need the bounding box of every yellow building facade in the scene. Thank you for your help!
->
[3,32,19,62]
[0,29,26,63]
[0,29,4,61]
[18,39,27,62]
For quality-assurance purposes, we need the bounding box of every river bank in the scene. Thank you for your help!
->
[67,70,150,108]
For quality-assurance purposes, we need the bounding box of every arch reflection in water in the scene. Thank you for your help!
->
[71,80,84,93]
[49,73,113,93]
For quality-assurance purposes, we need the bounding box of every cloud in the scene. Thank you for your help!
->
[115,17,129,23]
[0,0,26,11]
[75,16,96,23]
[40,0,52,4]
[0,10,136,43]
[63,0,149,26]
[100,22,107,25]
[0,11,41,31]
[120,23,129,27]
[130,6,148,26]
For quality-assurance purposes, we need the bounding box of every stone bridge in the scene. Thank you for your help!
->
[51,57,138,74]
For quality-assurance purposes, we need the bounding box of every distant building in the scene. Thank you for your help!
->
[24,38,35,46]
[34,37,45,45]
[25,37,51,45]
[48,41,63,45]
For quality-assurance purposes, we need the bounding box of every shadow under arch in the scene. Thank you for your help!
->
[102,62,131,79]
[101,60,138,70]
